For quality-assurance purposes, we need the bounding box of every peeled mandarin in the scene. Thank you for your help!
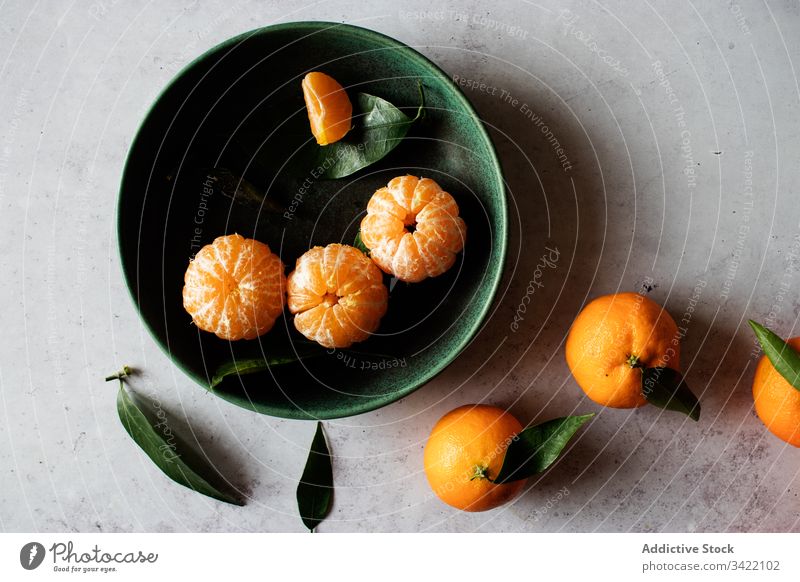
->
[182,234,286,340]
[302,71,352,145]
[360,175,467,282]
[287,244,388,349]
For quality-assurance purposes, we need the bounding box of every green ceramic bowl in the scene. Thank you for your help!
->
[118,22,506,419]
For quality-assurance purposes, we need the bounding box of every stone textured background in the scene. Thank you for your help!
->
[1,0,799,532]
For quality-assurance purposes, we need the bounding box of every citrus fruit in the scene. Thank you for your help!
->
[359,175,467,283]
[566,292,680,408]
[752,337,800,447]
[182,234,286,341]
[302,71,352,146]
[423,404,526,512]
[287,243,388,349]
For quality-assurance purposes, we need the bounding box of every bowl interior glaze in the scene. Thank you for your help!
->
[118,22,507,419]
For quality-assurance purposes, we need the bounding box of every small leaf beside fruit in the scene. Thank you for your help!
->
[492,414,594,484]
[353,230,370,255]
[641,367,700,421]
[749,320,800,391]
[318,85,425,179]
[296,422,334,532]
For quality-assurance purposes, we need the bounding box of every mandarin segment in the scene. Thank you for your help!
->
[287,243,388,349]
[302,71,352,145]
[752,336,800,447]
[423,405,526,512]
[565,292,680,409]
[182,234,286,341]
[360,175,466,282]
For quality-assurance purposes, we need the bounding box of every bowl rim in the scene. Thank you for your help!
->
[117,20,508,420]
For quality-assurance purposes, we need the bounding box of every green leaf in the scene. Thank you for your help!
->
[206,167,283,214]
[641,367,701,420]
[116,383,243,505]
[211,348,397,388]
[296,422,333,532]
[166,167,283,213]
[749,320,800,391]
[318,84,425,179]
[353,230,370,256]
[210,353,318,388]
[492,414,594,484]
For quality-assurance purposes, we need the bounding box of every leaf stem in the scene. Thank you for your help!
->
[470,464,489,481]
[105,365,133,382]
[626,354,642,369]
[414,81,426,121]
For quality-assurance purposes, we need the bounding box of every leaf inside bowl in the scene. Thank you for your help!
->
[318,85,425,179]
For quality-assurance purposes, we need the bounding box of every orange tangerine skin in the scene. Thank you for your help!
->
[287,244,388,349]
[302,72,352,145]
[566,292,680,408]
[360,175,466,282]
[753,337,800,447]
[423,405,526,512]
[182,234,286,341]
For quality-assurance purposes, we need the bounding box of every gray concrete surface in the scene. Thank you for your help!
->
[1,0,799,532]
